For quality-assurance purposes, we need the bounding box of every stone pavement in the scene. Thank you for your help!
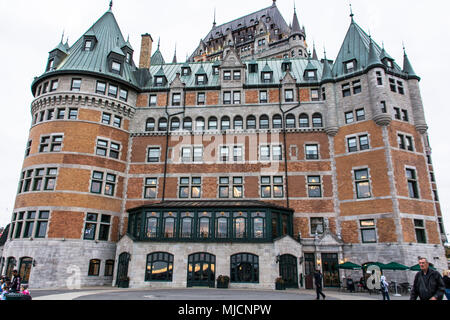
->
[30,287,414,301]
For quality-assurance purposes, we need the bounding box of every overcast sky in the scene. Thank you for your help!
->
[0,0,449,239]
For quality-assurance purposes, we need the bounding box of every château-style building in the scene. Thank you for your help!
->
[0,1,447,289]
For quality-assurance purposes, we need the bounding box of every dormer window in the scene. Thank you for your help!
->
[383,58,394,68]
[84,40,93,51]
[182,67,191,76]
[223,71,232,81]
[262,72,272,83]
[46,58,55,72]
[155,76,166,87]
[111,61,122,75]
[344,60,357,74]
[249,64,258,73]
[213,66,219,75]
[196,75,207,85]
[304,70,317,81]
[282,61,292,72]
[126,52,132,64]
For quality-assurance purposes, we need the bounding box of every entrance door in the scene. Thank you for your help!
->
[116,252,130,286]
[321,253,339,287]
[279,254,298,288]
[187,252,216,288]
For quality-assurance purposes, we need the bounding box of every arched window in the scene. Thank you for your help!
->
[145,252,174,282]
[183,117,192,131]
[145,211,160,239]
[259,115,269,129]
[215,211,230,239]
[234,116,243,129]
[286,114,296,128]
[247,115,256,129]
[19,257,33,284]
[146,118,155,132]
[170,117,180,131]
[196,117,205,131]
[198,211,212,239]
[312,113,323,128]
[180,212,194,238]
[230,253,259,283]
[88,259,101,276]
[5,257,16,279]
[272,114,282,129]
[158,118,168,131]
[208,117,218,130]
[299,113,310,128]
[163,212,177,238]
[233,211,248,238]
[221,116,231,130]
[105,260,115,276]
[252,212,266,238]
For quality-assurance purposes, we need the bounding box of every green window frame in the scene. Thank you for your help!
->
[252,212,266,239]
[145,252,174,282]
[198,212,212,239]
[145,212,160,239]
[233,212,248,239]
[230,253,259,283]
[163,212,177,238]
[180,212,194,239]
[215,212,230,239]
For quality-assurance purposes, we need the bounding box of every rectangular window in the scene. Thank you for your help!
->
[305,144,319,160]
[352,80,362,94]
[272,145,282,161]
[405,136,414,151]
[111,61,122,74]
[147,147,161,163]
[259,90,268,103]
[220,146,229,162]
[345,61,355,73]
[273,176,284,198]
[380,101,387,113]
[347,137,358,153]
[389,78,397,92]
[402,109,409,122]
[102,113,111,125]
[181,147,192,163]
[308,176,322,198]
[149,95,157,106]
[223,91,231,104]
[35,211,49,238]
[233,146,243,162]
[406,169,419,199]
[193,147,203,162]
[96,81,106,94]
[342,83,351,97]
[69,108,78,120]
[197,92,205,105]
[285,89,294,102]
[376,72,383,86]
[345,111,354,124]
[260,145,270,161]
[196,75,206,85]
[233,71,241,80]
[262,72,272,83]
[71,79,81,92]
[397,81,405,95]
[191,177,201,198]
[355,108,365,121]
[355,169,371,199]
[414,219,427,243]
[311,89,320,101]
[113,116,122,128]
[398,134,406,149]
[359,135,370,150]
[50,80,59,92]
[57,108,65,120]
[394,107,401,120]
[261,176,271,198]
[25,140,32,157]
[46,109,55,121]
[144,178,158,199]
[223,71,231,80]
[119,89,128,102]
[172,93,181,106]
[360,220,377,243]
[310,217,324,235]
[39,135,62,153]
[108,84,118,98]
[219,177,230,198]
[233,91,241,104]
[233,177,243,198]
[90,171,116,196]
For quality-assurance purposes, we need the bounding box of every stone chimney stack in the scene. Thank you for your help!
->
[139,33,153,69]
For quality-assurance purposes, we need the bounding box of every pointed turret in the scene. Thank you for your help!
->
[312,43,318,60]
[367,36,383,70]
[151,38,165,65]
[291,7,302,36]
[403,48,420,80]
[172,45,177,64]
[321,50,333,83]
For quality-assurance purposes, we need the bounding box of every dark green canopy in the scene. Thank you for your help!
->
[409,263,436,271]
[338,262,362,270]
[383,262,410,270]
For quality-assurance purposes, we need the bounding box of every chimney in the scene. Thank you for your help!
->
[139,33,153,69]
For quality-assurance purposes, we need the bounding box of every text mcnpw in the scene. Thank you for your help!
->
[223,305,272,316]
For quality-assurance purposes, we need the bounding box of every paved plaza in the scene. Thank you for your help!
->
[30,287,414,301]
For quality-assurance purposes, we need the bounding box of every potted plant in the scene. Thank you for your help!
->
[275,277,286,290]
[217,275,230,289]
[118,276,130,288]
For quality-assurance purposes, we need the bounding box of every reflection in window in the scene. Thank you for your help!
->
[180,212,193,238]
[198,212,211,238]
[234,212,247,238]
[216,212,229,239]
[163,212,176,238]
[252,212,265,239]
[145,252,174,282]
[230,253,259,283]
[146,212,160,238]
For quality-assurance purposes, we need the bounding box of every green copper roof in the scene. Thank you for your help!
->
[52,41,68,54]
[321,57,333,83]
[46,9,138,86]
[403,50,419,80]
[367,37,383,69]
[332,19,402,78]
[151,49,165,65]
[196,65,207,75]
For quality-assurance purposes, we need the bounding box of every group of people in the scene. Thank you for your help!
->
[0,270,31,300]
[313,257,450,301]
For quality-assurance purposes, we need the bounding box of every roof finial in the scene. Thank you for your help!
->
[213,7,216,27]
[109,0,113,11]
[349,3,354,22]
[272,0,277,7]
[158,37,161,50]
[61,30,65,43]
[402,41,406,54]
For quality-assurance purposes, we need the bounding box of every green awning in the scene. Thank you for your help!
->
[409,263,436,271]
[362,262,387,270]
[383,262,410,270]
[338,262,361,270]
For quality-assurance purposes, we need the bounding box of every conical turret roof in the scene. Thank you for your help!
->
[403,49,419,80]
[151,39,165,65]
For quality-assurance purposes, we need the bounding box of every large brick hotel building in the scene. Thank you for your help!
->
[0,1,447,289]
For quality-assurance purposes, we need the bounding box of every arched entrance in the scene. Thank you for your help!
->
[279,254,298,288]
[187,252,216,288]
[116,252,131,287]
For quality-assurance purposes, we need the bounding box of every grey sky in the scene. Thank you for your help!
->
[0,0,448,239]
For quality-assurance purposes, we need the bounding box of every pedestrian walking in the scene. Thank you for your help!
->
[314,269,326,300]
[9,270,21,293]
[380,275,390,301]
[1,282,10,300]
[443,270,450,300]
[410,257,445,300]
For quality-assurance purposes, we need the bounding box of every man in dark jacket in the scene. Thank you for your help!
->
[410,257,445,300]
[314,269,326,300]
[10,270,21,293]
